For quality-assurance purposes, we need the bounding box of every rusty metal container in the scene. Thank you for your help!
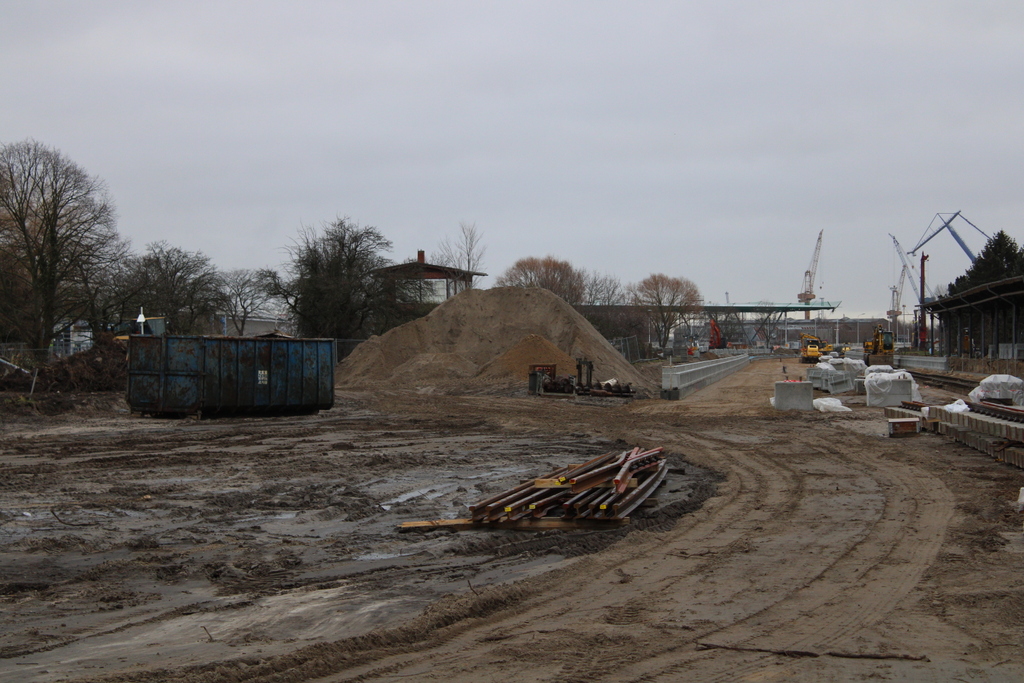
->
[127,336,335,416]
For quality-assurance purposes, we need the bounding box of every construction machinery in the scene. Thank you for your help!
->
[798,230,823,319]
[530,359,634,398]
[863,324,894,355]
[910,211,988,263]
[800,333,825,364]
[708,319,725,350]
[887,265,906,336]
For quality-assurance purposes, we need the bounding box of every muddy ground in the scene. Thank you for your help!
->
[1,359,1023,682]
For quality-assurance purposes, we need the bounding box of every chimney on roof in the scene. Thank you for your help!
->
[417,250,425,263]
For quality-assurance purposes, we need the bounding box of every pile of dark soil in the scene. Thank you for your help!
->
[0,335,128,393]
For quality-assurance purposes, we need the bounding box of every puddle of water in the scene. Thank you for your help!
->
[380,481,461,509]
[381,486,437,507]
[353,551,407,561]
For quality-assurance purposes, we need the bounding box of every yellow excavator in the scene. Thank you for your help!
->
[800,333,826,364]
[863,324,894,355]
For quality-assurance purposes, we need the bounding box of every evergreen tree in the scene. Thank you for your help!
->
[948,230,1024,294]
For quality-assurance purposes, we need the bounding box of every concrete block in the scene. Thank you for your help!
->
[1005,448,1024,469]
[854,378,866,394]
[774,381,814,410]
[825,373,854,394]
[1012,424,1024,442]
[866,378,914,407]
[888,418,920,437]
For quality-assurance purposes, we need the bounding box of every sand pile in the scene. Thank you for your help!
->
[337,287,652,389]
[477,334,578,381]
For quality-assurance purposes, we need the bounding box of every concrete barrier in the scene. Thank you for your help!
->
[774,381,813,410]
[824,372,854,394]
[662,355,752,399]
[894,355,950,372]
[866,377,914,407]
[714,348,773,357]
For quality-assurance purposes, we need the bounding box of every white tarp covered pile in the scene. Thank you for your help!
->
[829,357,866,376]
[967,374,1024,406]
[865,370,922,407]
[944,398,971,413]
[864,365,894,376]
[813,397,852,412]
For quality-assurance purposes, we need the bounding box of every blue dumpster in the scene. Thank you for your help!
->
[127,336,335,416]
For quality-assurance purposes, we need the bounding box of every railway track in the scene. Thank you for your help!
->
[906,370,978,393]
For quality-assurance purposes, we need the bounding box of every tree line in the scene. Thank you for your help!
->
[0,141,431,355]
[1,139,701,357]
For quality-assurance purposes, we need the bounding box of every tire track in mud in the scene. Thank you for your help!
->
[616,431,955,683]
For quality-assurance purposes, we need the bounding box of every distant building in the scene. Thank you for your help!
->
[214,314,295,337]
[374,250,487,304]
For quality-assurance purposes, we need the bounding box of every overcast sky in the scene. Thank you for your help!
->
[4,1,1022,318]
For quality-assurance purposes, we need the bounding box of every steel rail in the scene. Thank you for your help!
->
[968,401,1024,423]
[476,478,558,521]
[907,370,978,393]
[583,488,622,518]
[558,449,623,483]
[614,457,664,493]
[565,488,607,518]
[612,449,664,492]
[569,448,639,493]
[612,461,668,519]
[499,487,559,520]
[468,464,567,515]
[529,489,574,517]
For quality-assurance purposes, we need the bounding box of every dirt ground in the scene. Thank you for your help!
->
[2,359,1023,682]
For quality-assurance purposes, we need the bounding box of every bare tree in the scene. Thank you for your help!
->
[267,218,403,338]
[629,273,703,349]
[76,235,142,334]
[432,221,486,293]
[495,255,587,306]
[583,271,625,306]
[131,242,225,335]
[0,139,120,355]
[220,268,277,335]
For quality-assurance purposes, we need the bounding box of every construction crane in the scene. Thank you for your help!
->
[887,266,906,339]
[910,211,989,262]
[890,234,922,303]
[798,230,823,319]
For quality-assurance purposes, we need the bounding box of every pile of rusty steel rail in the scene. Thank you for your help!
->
[400,447,666,532]
[471,446,666,523]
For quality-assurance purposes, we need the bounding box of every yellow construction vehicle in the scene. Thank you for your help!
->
[863,325,894,355]
[799,333,825,364]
